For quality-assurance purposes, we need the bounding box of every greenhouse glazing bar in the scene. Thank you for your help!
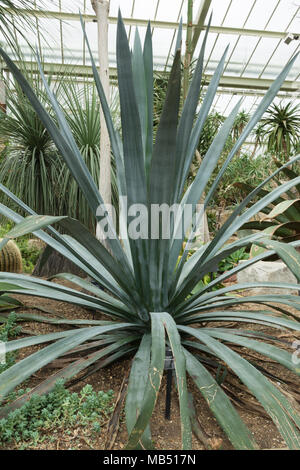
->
[2,60,298,94]
[4,8,299,39]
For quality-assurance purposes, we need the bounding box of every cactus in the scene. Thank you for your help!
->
[0,239,22,273]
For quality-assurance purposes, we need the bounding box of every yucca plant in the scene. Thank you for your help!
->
[0,63,119,230]
[260,102,300,161]
[0,65,62,216]
[0,1,43,48]
[54,79,119,230]
[0,14,300,450]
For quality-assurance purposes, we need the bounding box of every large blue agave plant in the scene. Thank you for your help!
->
[0,12,299,449]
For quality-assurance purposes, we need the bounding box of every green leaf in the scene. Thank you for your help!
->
[6,215,66,239]
[125,334,153,450]
[253,238,300,282]
[184,348,258,449]
[0,323,133,402]
[262,199,300,222]
[0,342,135,419]
[181,311,300,332]
[126,313,165,449]
[143,22,154,182]
[205,329,299,375]
[180,327,300,449]
[160,313,192,450]
[149,49,182,309]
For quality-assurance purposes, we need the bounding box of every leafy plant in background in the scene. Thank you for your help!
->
[232,110,250,142]
[237,159,300,244]
[231,110,250,157]
[208,153,276,208]
[0,1,44,48]
[17,238,43,273]
[0,14,300,450]
[197,111,226,159]
[218,247,249,274]
[251,123,266,158]
[259,102,300,161]
[191,247,249,295]
[0,63,63,216]
[0,59,119,231]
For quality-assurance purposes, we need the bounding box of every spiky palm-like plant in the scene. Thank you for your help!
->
[0,67,62,216]
[0,66,119,229]
[0,1,48,52]
[260,102,300,160]
[0,15,300,450]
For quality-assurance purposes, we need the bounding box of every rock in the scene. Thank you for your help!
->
[237,260,298,295]
[27,239,46,251]
[193,204,210,244]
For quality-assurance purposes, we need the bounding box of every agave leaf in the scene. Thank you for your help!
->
[183,311,300,331]
[0,323,133,402]
[169,100,242,289]
[125,334,153,450]
[262,199,300,222]
[176,282,300,319]
[132,28,147,160]
[0,195,106,284]
[126,313,165,449]
[180,327,300,449]
[0,273,134,319]
[204,53,299,213]
[0,343,135,419]
[173,16,211,204]
[205,329,299,375]
[6,215,66,239]
[116,13,150,306]
[160,313,192,450]
[180,47,229,197]
[59,218,140,306]
[177,174,300,301]
[143,22,154,182]
[201,153,300,268]
[148,49,181,309]
[184,349,258,450]
[252,238,300,282]
[51,273,130,312]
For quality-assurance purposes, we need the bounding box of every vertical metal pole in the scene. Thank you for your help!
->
[165,347,174,420]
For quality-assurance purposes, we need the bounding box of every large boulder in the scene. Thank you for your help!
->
[237,260,298,295]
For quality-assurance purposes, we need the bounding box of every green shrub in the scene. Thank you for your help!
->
[208,153,277,207]
[0,380,114,447]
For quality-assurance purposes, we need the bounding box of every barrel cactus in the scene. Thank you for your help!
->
[0,239,22,273]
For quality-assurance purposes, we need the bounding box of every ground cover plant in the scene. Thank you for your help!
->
[0,13,299,450]
[0,380,114,449]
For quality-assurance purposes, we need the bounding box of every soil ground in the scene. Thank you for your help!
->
[0,279,299,451]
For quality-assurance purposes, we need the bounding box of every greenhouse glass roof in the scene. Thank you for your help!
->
[1,0,300,115]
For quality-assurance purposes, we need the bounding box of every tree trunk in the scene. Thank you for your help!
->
[91,0,113,242]
[33,247,86,278]
[183,0,193,100]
